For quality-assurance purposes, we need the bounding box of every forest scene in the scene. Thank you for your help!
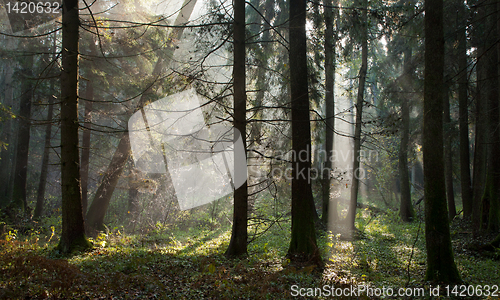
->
[0,0,500,298]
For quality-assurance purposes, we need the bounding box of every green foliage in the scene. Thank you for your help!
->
[1,214,499,298]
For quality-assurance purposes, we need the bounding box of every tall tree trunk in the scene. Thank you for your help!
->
[86,134,131,232]
[250,0,274,146]
[321,0,337,226]
[471,4,487,234]
[287,0,320,263]
[494,0,500,232]
[225,0,248,257]
[399,48,415,222]
[482,0,500,232]
[443,79,457,220]
[57,0,91,253]
[80,80,93,216]
[0,62,15,208]
[423,0,461,282]
[247,0,274,213]
[347,0,368,232]
[33,85,55,219]
[11,54,33,215]
[457,0,472,220]
[84,0,197,233]
[34,34,58,220]
[80,37,98,217]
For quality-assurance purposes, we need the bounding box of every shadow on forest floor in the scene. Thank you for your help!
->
[1,210,499,299]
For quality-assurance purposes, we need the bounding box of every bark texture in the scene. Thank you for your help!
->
[423,0,461,282]
[11,55,33,214]
[482,0,500,232]
[399,48,415,222]
[443,80,457,220]
[57,0,91,253]
[0,62,15,207]
[457,0,472,220]
[225,0,248,257]
[471,6,487,234]
[287,0,320,263]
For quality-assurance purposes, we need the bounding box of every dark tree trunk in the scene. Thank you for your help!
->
[57,0,91,253]
[443,79,457,220]
[494,0,500,232]
[0,63,15,208]
[471,7,487,234]
[482,0,500,232]
[86,134,130,233]
[287,0,321,263]
[423,0,461,282]
[347,0,368,232]
[457,0,472,220]
[225,0,248,257]
[34,84,55,219]
[321,0,338,226]
[399,48,415,222]
[84,0,197,233]
[11,55,33,214]
[34,34,58,220]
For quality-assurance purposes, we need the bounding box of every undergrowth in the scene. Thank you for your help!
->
[1,210,499,299]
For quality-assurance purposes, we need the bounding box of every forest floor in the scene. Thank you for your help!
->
[1,209,499,299]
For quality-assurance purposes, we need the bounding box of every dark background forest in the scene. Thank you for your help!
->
[0,0,499,298]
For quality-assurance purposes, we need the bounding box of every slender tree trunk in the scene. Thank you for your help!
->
[250,0,274,146]
[399,48,415,222]
[225,0,248,257]
[34,86,55,219]
[444,79,457,220]
[458,0,472,220]
[247,0,274,213]
[80,80,93,216]
[322,0,337,226]
[494,0,500,232]
[423,0,461,282]
[347,0,368,232]
[287,0,320,263]
[85,0,197,233]
[34,34,58,220]
[11,54,33,215]
[57,0,91,253]
[81,37,98,216]
[0,62,15,208]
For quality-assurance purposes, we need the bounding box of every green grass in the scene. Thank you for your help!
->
[1,211,499,299]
